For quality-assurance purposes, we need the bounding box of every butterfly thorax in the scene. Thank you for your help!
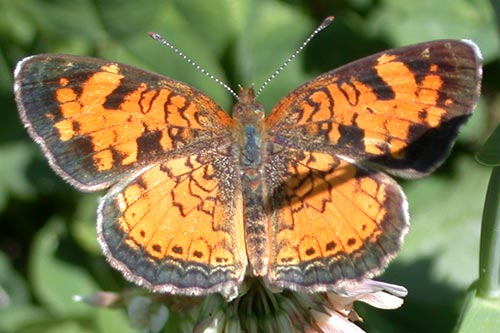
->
[232,87,269,276]
[233,88,265,170]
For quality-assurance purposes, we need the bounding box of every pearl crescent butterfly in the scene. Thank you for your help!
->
[14,24,482,299]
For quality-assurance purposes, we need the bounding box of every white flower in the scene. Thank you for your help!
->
[75,278,406,333]
[193,278,407,333]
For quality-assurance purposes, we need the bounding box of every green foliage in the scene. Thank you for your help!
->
[455,283,500,333]
[476,124,500,167]
[1,0,499,332]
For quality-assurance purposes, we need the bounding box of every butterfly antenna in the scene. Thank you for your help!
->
[255,16,334,97]
[149,32,240,100]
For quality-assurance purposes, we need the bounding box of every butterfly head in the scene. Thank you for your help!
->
[232,86,265,125]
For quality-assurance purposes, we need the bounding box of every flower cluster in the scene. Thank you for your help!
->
[76,278,406,333]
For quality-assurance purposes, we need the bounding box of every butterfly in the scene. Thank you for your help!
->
[14,33,481,299]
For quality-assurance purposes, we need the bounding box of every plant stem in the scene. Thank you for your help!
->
[478,166,500,298]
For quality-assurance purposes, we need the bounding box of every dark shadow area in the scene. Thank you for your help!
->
[358,257,466,333]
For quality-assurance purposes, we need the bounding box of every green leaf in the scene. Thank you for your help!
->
[0,0,36,46]
[16,0,106,42]
[234,0,311,110]
[455,284,500,333]
[0,305,51,333]
[0,143,36,211]
[368,0,499,60]
[476,124,500,166]
[25,320,94,333]
[394,157,489,301]
[29,218,99,316]
[0,51,14,92]
[0,251,29,307]
[0,251,33,332]
[70,194,102,255]
[459,98,488,144]
[96,0,167,40]
[96,307,131,333]
[174,0,235,54]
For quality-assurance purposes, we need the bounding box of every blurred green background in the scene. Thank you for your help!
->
[1,0,499,332]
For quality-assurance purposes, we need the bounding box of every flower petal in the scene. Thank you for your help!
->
[358,291,404,309]
[312,310,367,333]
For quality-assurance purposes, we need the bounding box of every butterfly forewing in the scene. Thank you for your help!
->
[265,40,482,177]
[14,54,235,191]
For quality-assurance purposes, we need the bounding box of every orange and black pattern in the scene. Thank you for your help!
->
[14,39,481,298]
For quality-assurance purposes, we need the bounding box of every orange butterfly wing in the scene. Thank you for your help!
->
[263,40,481,291]
[15,54,234,190]
[263,148,407,292]
[266,40,481,177]
[15,55,247,297]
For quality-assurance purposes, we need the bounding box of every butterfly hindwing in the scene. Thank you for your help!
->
[264,147,408,291]
[98,151,246,297]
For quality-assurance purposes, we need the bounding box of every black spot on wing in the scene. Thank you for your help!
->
[370,115,470,175]
[357,67,395,100]
[337,115,366,152]
[103,77,139,110]
[136,130,163,161]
